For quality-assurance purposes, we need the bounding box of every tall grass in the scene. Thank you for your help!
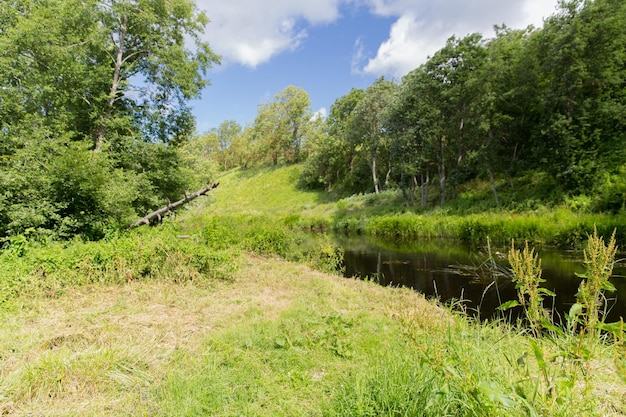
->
[0,226,236,307]
[359,209,626,247]
[0,212,344,308]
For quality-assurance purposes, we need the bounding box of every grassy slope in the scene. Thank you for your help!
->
[198,164,626,248]
[1,164,625,416]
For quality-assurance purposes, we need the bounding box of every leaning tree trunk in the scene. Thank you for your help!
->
[128,182,219,229]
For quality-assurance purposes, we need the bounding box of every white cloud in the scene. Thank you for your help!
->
[359,0,561,78]
[196,0,344,68]
[195,0,560,76]
[351,37,367,75]
[362,13,439,79]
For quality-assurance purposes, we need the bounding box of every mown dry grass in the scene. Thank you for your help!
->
[0,254,439,416]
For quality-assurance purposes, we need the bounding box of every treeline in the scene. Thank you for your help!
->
[0,0,219,240]
[207,0,626,211]
[2,0,625,242]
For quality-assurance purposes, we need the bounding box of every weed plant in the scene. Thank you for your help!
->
[496,229,626,410]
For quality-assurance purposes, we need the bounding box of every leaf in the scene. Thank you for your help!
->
[596,321,625,334]
[517,351,528,366]
[575,272,588,279]
[538,288,556,297]
[540,319,562,335]
[602,281,617,292]
[478,381,517,408]
[529,339,546,370]
[497,300,520,311]
[568,303,583,321]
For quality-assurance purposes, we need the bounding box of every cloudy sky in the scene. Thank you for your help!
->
[191,0,560,132]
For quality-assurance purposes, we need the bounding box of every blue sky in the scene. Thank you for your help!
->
[191,0,560,133]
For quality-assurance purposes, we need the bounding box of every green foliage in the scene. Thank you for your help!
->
[293,0,626,211]
[252,86,313,166]
[0,226,239,306]
[574,228,618,341]
[507,242,551,337]
[592,165,626,213]
[0,0,219,240]
[198,214,344,274]
[499,231,625,405]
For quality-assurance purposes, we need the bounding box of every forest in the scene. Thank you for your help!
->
[1,0,625,242]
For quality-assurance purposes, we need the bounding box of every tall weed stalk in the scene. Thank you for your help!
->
[574,227,617,343]
[507,241,553,337]
[504,229,623,406]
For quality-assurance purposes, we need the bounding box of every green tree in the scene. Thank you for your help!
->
[253,86,312,165]
[0,0,220,238]
[301,88,365,192]
[350,78,398,194]
[532,0,626,192]
[475,26,539,203]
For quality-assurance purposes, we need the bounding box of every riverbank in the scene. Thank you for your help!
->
[1,164,625,415]
[201,165,626,248]
[1,253,624,416]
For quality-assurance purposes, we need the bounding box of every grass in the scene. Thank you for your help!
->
[195,164,626,248]
[0,254,444,416]
[2,253,624,416]
[1,163,626,415]
[3,254,622,416]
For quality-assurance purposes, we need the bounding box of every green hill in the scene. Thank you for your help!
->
[189,164,626,248]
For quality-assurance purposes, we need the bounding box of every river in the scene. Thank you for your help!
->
[334,235,626,323]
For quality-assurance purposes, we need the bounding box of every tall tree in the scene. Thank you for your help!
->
[254,86,312,165]
[0,0,220,238]
[532,0,626,192]
[350,78,398,194]
[301,88,365,192]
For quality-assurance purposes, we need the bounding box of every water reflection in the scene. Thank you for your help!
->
[335,236,626,322]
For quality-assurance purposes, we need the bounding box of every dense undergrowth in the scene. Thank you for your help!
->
[0,214,343,309]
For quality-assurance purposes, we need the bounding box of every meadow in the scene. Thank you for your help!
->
[1,164,625,416]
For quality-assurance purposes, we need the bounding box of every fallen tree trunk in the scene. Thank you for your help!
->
[128,181,219,229]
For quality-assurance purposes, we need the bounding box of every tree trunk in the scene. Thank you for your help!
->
[95,15,127,151]
[400,171,410,208]
[438,162,446,205]
[128,182,219,229]
[438,135,446,205]
[488,167,499,205]
[371,153,379,194]
[420,172,429,208]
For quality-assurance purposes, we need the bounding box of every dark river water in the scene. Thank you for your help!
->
[334,236,626,323]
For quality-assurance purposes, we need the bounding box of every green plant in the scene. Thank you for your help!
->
[499,230,625,408]
[505,241,554,337]
[573,227,618,342]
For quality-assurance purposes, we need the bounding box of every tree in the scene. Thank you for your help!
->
[253,86,312,165]
[475,26,539,203]
[301,88,364,192]
[350,78,398,194]
[532,0,626,192]
[0,0,220,239]
[213,120,243,170]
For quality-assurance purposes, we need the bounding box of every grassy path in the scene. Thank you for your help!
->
[1,255,438,416]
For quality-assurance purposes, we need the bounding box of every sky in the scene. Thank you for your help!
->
[191,0,561,133]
